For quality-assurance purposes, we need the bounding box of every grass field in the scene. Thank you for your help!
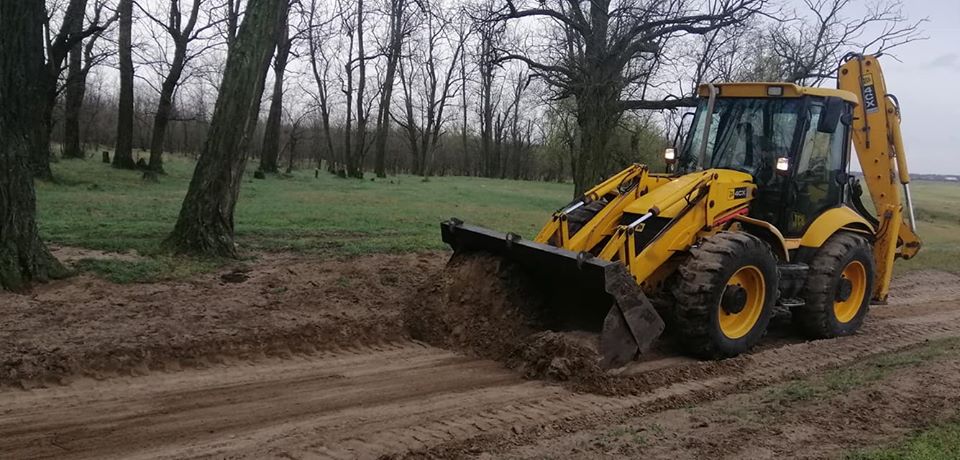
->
[848,422,960,460]
[35,153,960,281]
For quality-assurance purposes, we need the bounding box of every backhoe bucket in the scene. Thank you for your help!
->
[441,219,665,369]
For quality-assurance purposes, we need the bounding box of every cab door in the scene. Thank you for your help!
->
[784,98,850,237]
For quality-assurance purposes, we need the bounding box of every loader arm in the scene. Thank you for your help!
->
[838,54,922,302]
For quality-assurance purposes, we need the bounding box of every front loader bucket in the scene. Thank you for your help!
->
[441,219,665,369]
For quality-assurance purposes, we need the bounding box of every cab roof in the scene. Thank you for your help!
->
[696,82,859,104]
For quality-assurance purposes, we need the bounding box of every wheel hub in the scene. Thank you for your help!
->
[721,285,748,314]
[836,278,853,302]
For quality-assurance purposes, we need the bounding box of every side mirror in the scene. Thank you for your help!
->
[817,96,845,134]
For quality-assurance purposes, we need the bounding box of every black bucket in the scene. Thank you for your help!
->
[440,219,665,368]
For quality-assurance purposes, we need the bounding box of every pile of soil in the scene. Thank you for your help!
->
[0,251,444,389]
[404,253,546,360]
[507,331,604,381]
[404,253,619,387]
[403,252,755,395]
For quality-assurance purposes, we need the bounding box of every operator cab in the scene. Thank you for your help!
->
[674,83,858,237]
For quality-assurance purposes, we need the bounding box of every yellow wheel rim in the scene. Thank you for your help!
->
[834,260,867,323]
[718,266,766,340]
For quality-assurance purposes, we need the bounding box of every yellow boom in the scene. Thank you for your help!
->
[838,54,921,301]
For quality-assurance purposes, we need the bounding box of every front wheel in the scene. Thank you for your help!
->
[795,232,875,338]
[672,232,779,358]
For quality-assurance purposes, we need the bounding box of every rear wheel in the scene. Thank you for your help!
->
[672,232,779,358]
[795,232,875,338]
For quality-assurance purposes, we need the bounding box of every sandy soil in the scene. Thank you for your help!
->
[2,250,960,459]
[0,251,443,388]
[495,341,960,459]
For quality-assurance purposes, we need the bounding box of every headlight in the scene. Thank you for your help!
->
[776,157,790,173]
[664,148,676,162]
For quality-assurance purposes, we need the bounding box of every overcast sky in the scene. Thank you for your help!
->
[878,0,960,175]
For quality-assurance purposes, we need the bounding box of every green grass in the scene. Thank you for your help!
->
[70,257,222,284]
[765,338,960,405]
[36,153,573,281]
[35,153,960,282]
[847,421,960,460]
[38,153,572,256]
[892,180,960,274]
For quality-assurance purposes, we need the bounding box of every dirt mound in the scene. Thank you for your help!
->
[404,253,631,390]
[404,252,759,395]
[508,331,604,381]
[404,253,546,360]
[0,251,444,389]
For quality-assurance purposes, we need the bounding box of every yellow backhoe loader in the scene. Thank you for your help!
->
[441,53,921,368]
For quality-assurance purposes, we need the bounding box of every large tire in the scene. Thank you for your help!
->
[672,232,779,359]
[795,232,875,338]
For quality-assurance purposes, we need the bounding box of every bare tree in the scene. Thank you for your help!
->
[340,0,356,177]
[771,0,923,84]
[165,0,288,257]
[395,2,465,177]
[504,70,530,179]
[225,0,242,48]
[62,0,116,159]
[139,0,224,173]
[304,0,337,172]
[258,6,292,173]
[371,0,411,177]
[474,3,504,178]
[353,0,369,178]
[281,105,313,173]
[496,0,765,194]
[32,0,106,178]
[113,0,137,169]
[0,0,68,290]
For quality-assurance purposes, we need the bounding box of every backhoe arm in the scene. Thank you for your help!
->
[838,54,921,302]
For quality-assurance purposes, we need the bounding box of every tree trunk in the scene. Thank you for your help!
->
[113,0,136,169]
[147,43,189,173]
[30,89,57,179]
[372,0,404,178]
[258,13,290,174]
[342,31,354,178]
[31,0,89,178]
[352,0,367,179]
[573,85,620,196]
[62,33,85,159]
[147,75,177,173]
[0,0,67,290]
[165,0,287,257]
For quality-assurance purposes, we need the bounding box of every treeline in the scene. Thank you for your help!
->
[0,0,922,290]
[51,71,666,181]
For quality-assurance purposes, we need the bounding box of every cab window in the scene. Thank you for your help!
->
[786,101,848,235]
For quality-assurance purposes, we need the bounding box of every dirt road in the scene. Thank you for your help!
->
[2,270,960,459]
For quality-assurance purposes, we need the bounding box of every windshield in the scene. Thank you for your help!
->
[679,98,803,176]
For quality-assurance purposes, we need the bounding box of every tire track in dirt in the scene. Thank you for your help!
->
[1,271,959,460]
[2,300,960,459]
[412,305,960,459]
